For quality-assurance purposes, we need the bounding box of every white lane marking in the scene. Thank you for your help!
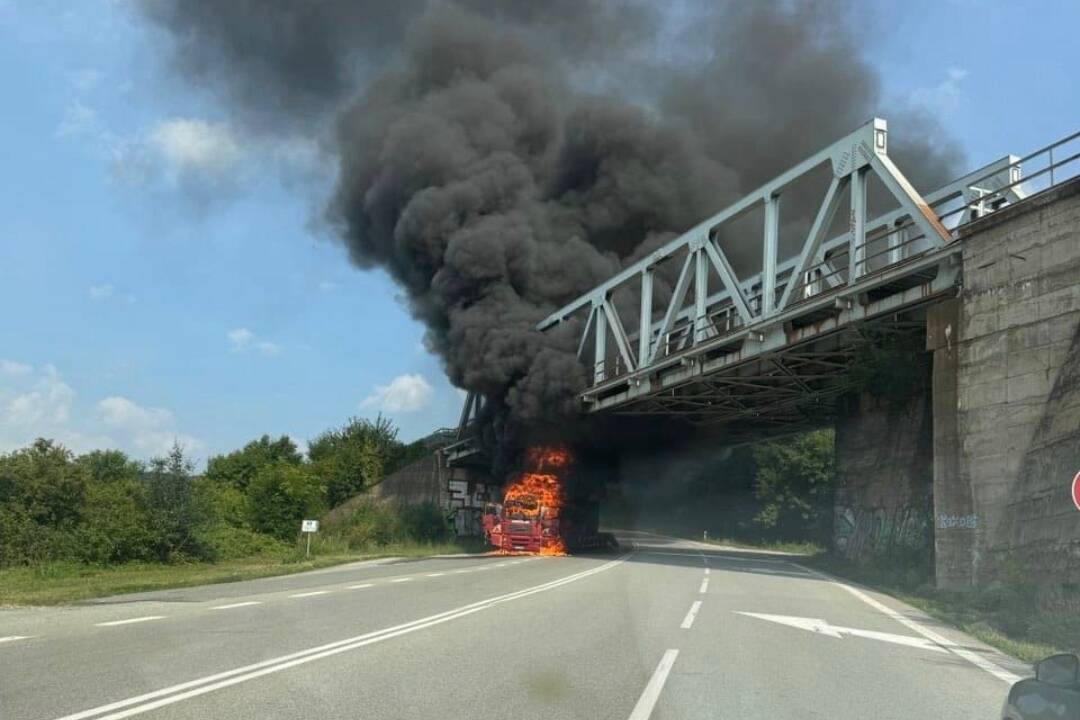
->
[50,553,631,720]
[680,601,702,630]
[95,616,165,627]
[390,578,412,583]
[451,569,470,574]
[212,602,261,611]
[627,649,679,720]
[0,635,32,643]
[698,578,709,594]
[475,566,491,571]
[735,612,947,653]
[704,568,709,575]
[494,563,508,567]
[288,591,330,598]
[426,573,445,577]
[792,563,1022,684]
[347,583,373,590]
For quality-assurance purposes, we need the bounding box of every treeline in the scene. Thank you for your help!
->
[0,417,438,568]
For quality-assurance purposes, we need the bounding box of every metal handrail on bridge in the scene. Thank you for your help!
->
[538,119,1079,399]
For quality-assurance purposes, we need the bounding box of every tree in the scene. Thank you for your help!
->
[752,429,835,540]
[246,461,326,540]
[205,435,302,491]
[308,417,391,507]
[143,442,212,561]
[76,450,154,564]
[0,438,85,528]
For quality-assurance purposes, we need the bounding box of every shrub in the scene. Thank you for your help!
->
[246,461,326,541]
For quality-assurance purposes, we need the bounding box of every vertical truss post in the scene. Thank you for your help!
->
[888,221,905,265]
[848,167,867,282]
[762,194,780,316]
[593,300,607,385]
[638,269,653,367]
[694,246,709,343]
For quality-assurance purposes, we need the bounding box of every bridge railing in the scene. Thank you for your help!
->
[541,120,1079,394]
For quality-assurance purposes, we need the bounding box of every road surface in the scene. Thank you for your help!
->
[0,532,1029,719]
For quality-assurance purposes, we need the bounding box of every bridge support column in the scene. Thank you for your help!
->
[928,299,976,590]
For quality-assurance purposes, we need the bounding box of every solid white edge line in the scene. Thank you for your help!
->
[347,583,373,590]
[288,591,330,598]
[50,553,632,720]
[698,579,709,594]
[792,562,1022,684]
[211,602,261,611]
[627,649,679,720]
[95,617,165,627]
[680,601,703,630]
[390,578,412,583]
[426,573,445,577]
[0,635,32,643]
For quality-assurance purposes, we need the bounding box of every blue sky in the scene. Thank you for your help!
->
[0,1,1076,464]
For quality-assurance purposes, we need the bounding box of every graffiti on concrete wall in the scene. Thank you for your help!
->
[448,479,491,536]
[937,513,978,529]
[834,502,931,561]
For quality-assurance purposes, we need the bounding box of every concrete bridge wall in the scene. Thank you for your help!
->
[836,179,1080,591]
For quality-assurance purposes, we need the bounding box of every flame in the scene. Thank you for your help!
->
[501,445,570,556]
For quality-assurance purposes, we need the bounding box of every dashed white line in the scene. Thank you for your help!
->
[699,578,709,594]
[347,583,373,590]
[289,591,330,598]
[212,601,261,611]
[427,573,446,577]
[627,649,679,720]
[452,569,470,574]
[475,566,491,571]
[49,553,631,720]
[0,635,32,644]
[704,568,710,575]
[494,563,508,567]
[390,578,412,583]
[680,601,702,629]
[96,616,165,627]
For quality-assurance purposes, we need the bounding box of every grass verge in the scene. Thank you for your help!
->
[802,555,1065,664]
[0,538,488,607]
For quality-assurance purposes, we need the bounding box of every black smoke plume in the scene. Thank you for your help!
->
[140,0,964,435]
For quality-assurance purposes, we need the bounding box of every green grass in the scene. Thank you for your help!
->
[802,555,1070,664]
[0,538,488,607]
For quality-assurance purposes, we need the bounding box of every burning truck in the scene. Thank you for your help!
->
[481,446,615,554]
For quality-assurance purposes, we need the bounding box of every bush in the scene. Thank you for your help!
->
[144,443,214,562]
[198,525,289,560]
[246,461,326,541]
[329,500,450,549]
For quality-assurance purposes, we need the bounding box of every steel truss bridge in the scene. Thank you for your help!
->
[449,119,1079,457]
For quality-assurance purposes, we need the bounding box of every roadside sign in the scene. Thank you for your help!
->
[1072,471,1080,511]
[301,519,319,558]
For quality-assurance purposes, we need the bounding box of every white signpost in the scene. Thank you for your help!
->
[301,519,319,557]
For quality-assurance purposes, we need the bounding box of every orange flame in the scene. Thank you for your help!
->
[502,445,571,556]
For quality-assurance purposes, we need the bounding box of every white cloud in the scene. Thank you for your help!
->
[150,118,241,178]
[228,327,255,351]
[0,359,32,376]
[98,395,172,429]
[97,395,199,457]
[229,327,282,356]
[56,100,97,138]
[4,365,74,426]
[911,66,968,115]
[361,374,434,413]
[0,364,200,459]
[88,283,114,300]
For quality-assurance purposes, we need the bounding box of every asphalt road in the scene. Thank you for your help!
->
[0,531,1031,719]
